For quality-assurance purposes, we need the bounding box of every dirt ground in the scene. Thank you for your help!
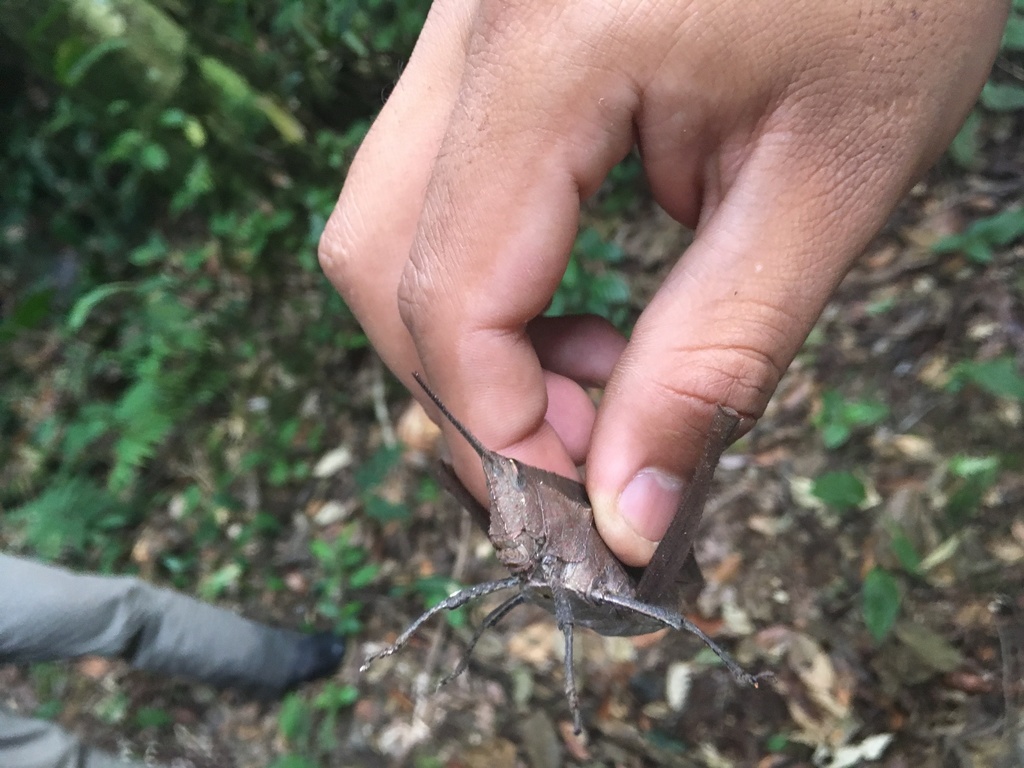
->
[4,150,1024,767]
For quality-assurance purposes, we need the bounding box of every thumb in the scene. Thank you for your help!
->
[586,141,908,567]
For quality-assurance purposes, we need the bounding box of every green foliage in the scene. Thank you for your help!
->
[96,689,130,725]
[595,154,644,215]
[7,477,131,563]
[0,0,393,570]
[945,6,1024,168]
[1004,0,1024,51]
[548,226,632,329]
[275,682,359,763]
[810,471,866,511]
[948,111,983,168]
[932,208,1024,264]
[980,81,1024,112]
[355,444,410,522]
[948,356,1024,400]
[764,733,791,753]
[199,561,244,600]
[269,757,318,768]
[862,567,901,643]
[813,390,888,449]
[310,531,377,636]
[134,706,173,730]
[888,532,922,575]
[29,663,67,720]
[944,454,1000,526]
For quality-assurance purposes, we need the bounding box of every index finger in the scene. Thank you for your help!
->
[397,8,638,494]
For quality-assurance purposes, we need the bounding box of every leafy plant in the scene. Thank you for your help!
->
[594,154,644,215]
[134,706,173,730]
[7,477,132,564]
[944,454,1000,526]
[887,531,922,576]
[862,566,901,643]
[311,530,378,636]
[813,390,889,449]
[932,208,1024,264]
[274,682,359,763]
[810,471,866,511]
[548,226,632,329]
[355,444,410,522]
[947,356,1024,400]
[947,1,1024,167]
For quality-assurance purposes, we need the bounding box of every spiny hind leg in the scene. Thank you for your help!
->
[551,585,583,734]
[437,591,527,688]
[361,576,521,672]
[590,589,772,687]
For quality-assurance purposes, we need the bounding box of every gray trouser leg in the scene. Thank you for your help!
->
[0,709,146,768]
[0,554,301,695]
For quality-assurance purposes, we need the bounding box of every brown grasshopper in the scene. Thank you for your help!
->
[361,372,770,732]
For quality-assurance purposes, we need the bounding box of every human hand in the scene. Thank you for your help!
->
[319,0,1008,566]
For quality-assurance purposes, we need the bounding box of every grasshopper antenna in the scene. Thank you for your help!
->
[412,371,490,458]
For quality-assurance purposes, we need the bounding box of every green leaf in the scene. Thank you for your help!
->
[1002,13,1024,50]
[814,390,886,448]
[948,111,982,168]
[362,494,410,522]
[277,694,311,744]
[950,356,1024,400]
[134,707,173,729]
[9,477,130,559]
[844,400,889,427]
[1,288,54,335]
[314,683,359,711]
[128,235,168,267]
[889,533,921,574]
[54,38,128,87]
[108,379,176,492]
[981,81,1024,112]
[862,567,901,642]
[348,563,379,589]
[949,454,1000,478]
[765,733,790,752]
[67,282,132,330]
[268,756,318,768]
[199,562,243,600]
[933,208,1024,263]
[820,422,851,450]
[811,471,866,510]
[140,143,170,172]
[354,444,403,491]
[945,455,1000,525]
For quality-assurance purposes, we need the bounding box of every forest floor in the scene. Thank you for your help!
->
[4,149,1024,768]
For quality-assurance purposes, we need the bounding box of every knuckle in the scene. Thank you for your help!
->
[396,262,424,335]
[396,251,445,340]
[648,341,784,419]
[317,197,370,298]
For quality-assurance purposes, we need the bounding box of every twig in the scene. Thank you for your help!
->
[370,355,397,449]
[992,596,1024,765]
[397,512,476,762]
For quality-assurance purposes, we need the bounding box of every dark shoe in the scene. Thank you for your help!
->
[284,631,346,689]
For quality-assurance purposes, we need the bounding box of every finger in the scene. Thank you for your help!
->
[542,371,597,465]
[396,5,640,498]
[528,315,627,387]
[317,0,474,386]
